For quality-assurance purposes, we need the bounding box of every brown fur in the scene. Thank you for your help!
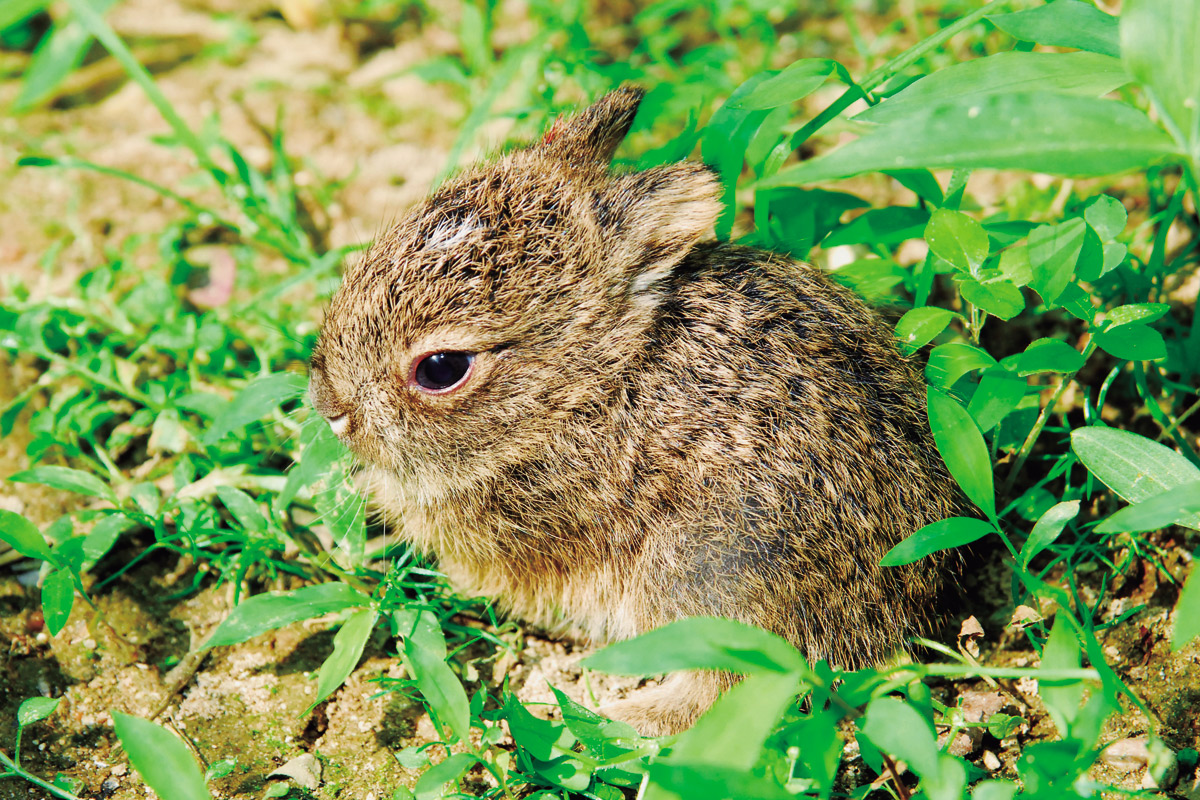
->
[309,87,957,735]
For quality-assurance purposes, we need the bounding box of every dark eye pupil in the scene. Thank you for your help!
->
[415,352,474,391]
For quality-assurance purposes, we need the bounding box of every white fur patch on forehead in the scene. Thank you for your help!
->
[424,217,484,251]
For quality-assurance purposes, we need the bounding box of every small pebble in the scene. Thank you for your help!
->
[982,750,1001,771]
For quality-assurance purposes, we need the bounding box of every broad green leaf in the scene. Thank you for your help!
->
[502,692,576,761]
[730,59,842,110]
[1173,570,1200,650]
[1021,501,1080,566]
[968,367,1027,432]
[927,387,995,518]
[895,307,957,354]
[83,514,135,567]
[1092,324,1167,361]
[404,623,471,744]
[550,686,640,761]
[309,607,378,712]
[988,0,1120,57]
[1027,219,1086,305]
[204,583,369,648]
[926,208,989,274]
[1071,428,1200,529]
[41,568,75,636]
[759,93,1178,188]
[823,206,928,247]
[859,52,1129,125]
[203,371,306,445]
[1084,195,1128,240]
[1121,0,1200,168]
[112,712,211,800]
[645,763,796,800]
[997,245,1033,287]
[1105,302,1169,327]
[583,617,805,677]
[0,509,53,561]
[8,465,117,504]
[880,517,996,566]
[1094,481,1200,533]
[1017,338,1086,376]
[926,342,996,388]
[958,277,1025,320]
[1039,616,1083,737]
[861,697,939,775]
[666,670,801,771]
[18,696,60,727]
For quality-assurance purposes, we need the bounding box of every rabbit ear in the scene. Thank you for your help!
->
[600,163,722,299]
[541,87,645,164]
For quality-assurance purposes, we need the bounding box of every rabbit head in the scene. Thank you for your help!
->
[309,88,720,489]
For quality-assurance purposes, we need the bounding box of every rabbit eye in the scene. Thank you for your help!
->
[412,351,475,393]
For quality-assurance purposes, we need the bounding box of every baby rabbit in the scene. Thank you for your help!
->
[308,87,958,735]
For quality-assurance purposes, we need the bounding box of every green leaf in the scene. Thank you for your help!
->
[1017,338,1086,376]
[1021,501,1080,566]
[204,583,370,648]
[895,307,958,354]
[1071,428,1200,529]
[13,0,120,112]
[550,687,640,761]
[8,465,118,504]
[404,618,471,744]
[667,670,801,771]
[41,568,75,636]
[1094,481,1200,533]
[203,372,306,445]
[216,485,267,533]
[502,692,576,761]
[645,763,796,800]
[1084,195,1128,240]
[0,509,53,561]
[859,51,1129,125]
[83,514,135,568]
[880,516,996,566]
[862,697,939,775]
[0,0,49,31]
[583,617,805,677]
[1027,219,1086,305]
[308,607,377,712]
[988,0,1120,57]
[1173,569,1200,650]
[1039,616,1083,737]
[758,93,1178,188]
[413,753,477,800]
[967,367,1027,432]
[112,712,211,800]
[958,277,1025,320]
[927,386,995,518]
[926,208,989,274]
[729,59,842,110]
[1092,324,1167,361]
[18,696,61,727]
[926,342,997,388]
[1121,0,1200,168]
[1105,302,1170,327]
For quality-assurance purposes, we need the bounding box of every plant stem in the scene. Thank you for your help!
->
[65,0,217,175]
[1002,341,1097,496]
[0,752,82,800]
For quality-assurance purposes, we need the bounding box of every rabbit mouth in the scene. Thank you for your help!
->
[326,413,350,437]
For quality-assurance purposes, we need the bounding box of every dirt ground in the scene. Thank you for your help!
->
[1,2,1198,799]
